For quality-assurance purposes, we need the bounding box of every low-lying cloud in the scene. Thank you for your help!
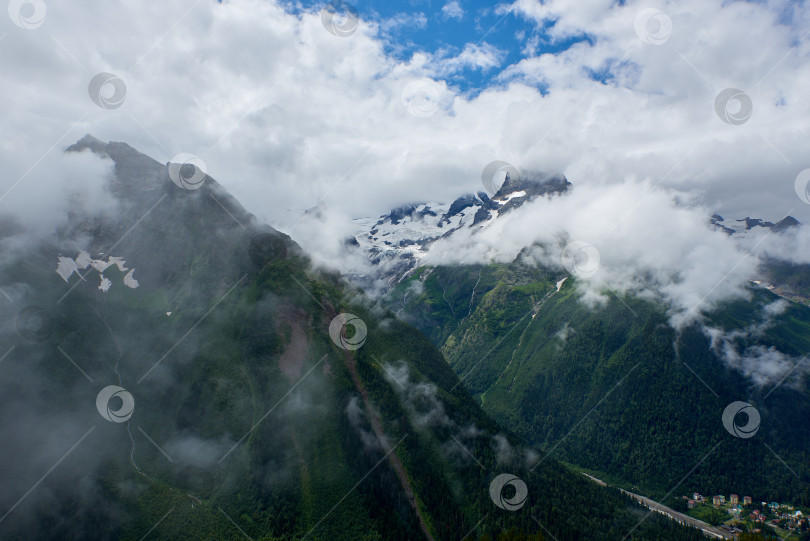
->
[424,180,764,328]
[703,299,806,387]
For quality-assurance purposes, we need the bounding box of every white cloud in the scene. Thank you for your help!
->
[712,340,802,388]
[434,42,504,74]
[556,322,574,342]
[441,1,465,21]
[499,0,619,42]
[165,433,234,468]
[383,361,452,429]
[0,0,808,319]
[0,149,116,240]
[701,297,803,385]
[378,11,428,33]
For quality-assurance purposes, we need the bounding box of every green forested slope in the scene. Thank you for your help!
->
[387,256,810,508]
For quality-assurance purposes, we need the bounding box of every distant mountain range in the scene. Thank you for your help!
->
[711,214,800,236]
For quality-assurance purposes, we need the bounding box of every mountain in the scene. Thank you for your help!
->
[382,253,810,513]
[711,214,800,237]
[0,136,704,540]
[348,172,810,512]
[349,173,571,289]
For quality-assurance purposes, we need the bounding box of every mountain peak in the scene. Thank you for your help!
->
[774,215,800,232]
[66,133,107,152]
[66,135,172,203]
[66,134,143,159]
[495,171,571,200]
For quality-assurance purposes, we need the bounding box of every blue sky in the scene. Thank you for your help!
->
[280,0,593,94]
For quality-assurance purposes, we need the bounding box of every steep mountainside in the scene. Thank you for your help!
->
[0,137,703,540]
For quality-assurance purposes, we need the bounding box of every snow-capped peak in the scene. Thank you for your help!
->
[348,172,571,289]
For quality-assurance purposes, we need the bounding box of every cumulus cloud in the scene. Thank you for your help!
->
[434,42,505,74]
[441,1,465,21]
